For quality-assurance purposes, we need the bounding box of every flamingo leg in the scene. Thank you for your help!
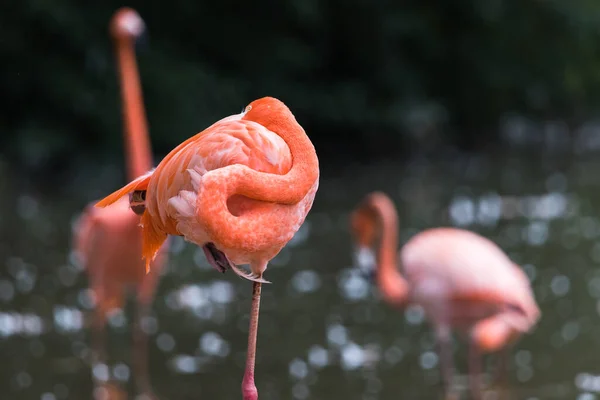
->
[242,281,262,400]
[133,302,152,396]
[468,340,483,400]
[436,325,454,396]
[494,347,509,386]
[91,308,107,386]
[492,348,512,400]
[133,264,162,397]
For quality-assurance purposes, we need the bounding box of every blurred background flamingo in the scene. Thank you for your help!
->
[71,7,167,397]
[350,191,540,399]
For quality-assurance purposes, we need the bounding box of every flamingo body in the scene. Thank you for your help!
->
[97,97,319,279]
[155,119,293,253]
[74,197,167,308]
[351,191,540,398]
[401,228,539,335]
[74,198,151,312]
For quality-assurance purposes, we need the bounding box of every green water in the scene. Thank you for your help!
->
[0,151,598,399]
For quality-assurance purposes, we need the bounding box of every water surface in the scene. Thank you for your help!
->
[0,151,598,399]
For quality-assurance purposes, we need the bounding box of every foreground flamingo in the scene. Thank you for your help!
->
[95,96,320,400]
[350,191,540,399]
[72,7,166,395]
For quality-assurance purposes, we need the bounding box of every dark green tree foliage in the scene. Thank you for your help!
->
[2,0,600,175]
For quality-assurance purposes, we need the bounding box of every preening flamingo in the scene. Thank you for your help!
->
[72,7,166,396]
[95,96,320,400]
[350,191,540,399]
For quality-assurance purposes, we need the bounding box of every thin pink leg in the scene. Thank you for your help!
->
[92,309,106,363]
[134,265,161,397]
[91,308,107,388]
[468,340,483,400]
[133,302,153,396]
[436,325,454,396]
[242,281,262,400]
[494,347,509,386]
[493,348,512,400]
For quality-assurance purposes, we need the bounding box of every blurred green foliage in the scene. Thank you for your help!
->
[3,0,600,175]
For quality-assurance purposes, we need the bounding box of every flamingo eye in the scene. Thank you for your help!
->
[245,105,252,113]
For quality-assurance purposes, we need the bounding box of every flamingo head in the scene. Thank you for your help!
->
[110,7,146,40]
[349,207,378,279]
[242,97,297,131]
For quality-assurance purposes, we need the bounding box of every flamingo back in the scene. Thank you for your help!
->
[400,227,539,330]
[95,97,319,273]
[147,115,293,235]
[73,197,165,313]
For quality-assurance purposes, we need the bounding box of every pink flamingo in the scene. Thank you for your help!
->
[350,191,540,399]
[72,7,166,396]
[95,97,320,400]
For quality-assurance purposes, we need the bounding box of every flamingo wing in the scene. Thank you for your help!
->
[401,228,537,327]
[146,118,292,228]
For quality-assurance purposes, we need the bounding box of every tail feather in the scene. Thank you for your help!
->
[95,170,154,208]
[141,211,167,273]
[95,169,166,274]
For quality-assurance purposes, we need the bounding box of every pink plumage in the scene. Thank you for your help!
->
[351,191,540,398]
[402,227,539,333]
[95,97,320,400]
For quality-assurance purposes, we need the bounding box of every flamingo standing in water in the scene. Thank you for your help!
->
[72,7,166,396]
[350,191,540,399]
[95,96,320,400]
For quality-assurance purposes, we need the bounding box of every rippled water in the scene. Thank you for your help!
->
[1,151,599,399]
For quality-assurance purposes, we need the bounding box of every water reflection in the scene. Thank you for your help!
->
[3,153,600,398]
[0,312,44,337]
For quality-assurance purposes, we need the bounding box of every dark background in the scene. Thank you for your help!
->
[2,3,600,399]
[4,0,600,185]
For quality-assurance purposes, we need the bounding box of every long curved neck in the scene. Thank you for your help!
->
[114,37,152,181]
[195,111,319,251]
[362,193,409,306]
[235,113,319,205]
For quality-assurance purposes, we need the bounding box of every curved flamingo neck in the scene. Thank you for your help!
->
[237,103,319,204]
[358,193,409,306]
[114,37,152,181]
[196,100,319,250]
